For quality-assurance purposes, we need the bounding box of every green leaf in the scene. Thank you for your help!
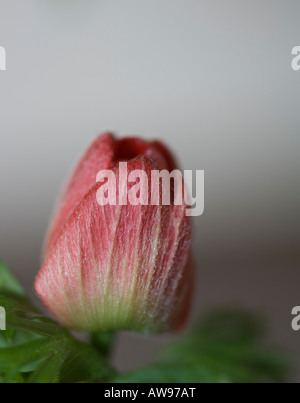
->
[27,351,69,384]
[194,310,263,344]
[114,310,289,384]
[0,294,65,338]
[0,259,25,298]
[0,338,56,382]
[162,310,289,383]
[59,340,117,383]
[114,363,225,383]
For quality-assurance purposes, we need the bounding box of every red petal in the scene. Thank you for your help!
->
[36,156,192,332]
[44,133,115,256]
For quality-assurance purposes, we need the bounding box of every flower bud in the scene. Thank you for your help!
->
[35,133,193,333]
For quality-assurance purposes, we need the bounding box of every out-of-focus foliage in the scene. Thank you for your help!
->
[115,311,289,383]
[0,260,289,383]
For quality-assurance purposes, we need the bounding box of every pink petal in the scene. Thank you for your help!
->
[36,155,192,333]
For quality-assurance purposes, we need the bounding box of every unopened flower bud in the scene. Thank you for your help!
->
[35,133,193,333]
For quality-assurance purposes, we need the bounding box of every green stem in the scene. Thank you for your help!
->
[90,331,116,359]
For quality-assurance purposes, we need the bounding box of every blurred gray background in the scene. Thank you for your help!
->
[0,0,299,380]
